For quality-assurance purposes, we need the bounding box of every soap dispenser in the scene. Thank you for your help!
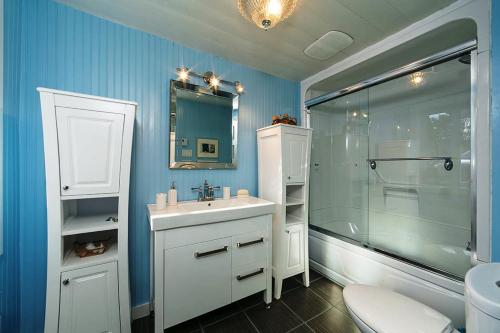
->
[168,182,177,206]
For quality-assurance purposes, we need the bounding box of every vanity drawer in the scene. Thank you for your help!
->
[232,262,267,302]
[232,230,268,265]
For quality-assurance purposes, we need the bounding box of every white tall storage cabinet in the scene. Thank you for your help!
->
[257,124,312,299]
[39,88,136,333]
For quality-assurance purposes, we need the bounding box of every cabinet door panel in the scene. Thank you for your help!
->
[57,107,124,196]
[164,237,231,328]
[59,262,120,333]
[285,224,304,276]
[284,133,308,184]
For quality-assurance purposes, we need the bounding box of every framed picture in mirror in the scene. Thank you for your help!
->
[197,138,219,158]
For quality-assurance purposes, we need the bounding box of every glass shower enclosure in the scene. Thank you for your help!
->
[308,47,473,279]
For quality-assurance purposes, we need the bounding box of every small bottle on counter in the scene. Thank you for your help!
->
[223,187,231,200]
[168,182,177,206]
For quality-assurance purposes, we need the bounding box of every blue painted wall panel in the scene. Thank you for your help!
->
[3,0,299,330]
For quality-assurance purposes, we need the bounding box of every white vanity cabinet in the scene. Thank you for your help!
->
[56,107,125,196]
[148,198,275,333]
[59,262,120,333]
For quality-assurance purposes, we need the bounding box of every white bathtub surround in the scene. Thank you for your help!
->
[148,196,275,333]
[257,124,312,299]
[39,88,136,333]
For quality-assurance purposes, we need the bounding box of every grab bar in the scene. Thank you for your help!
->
[367,157,453,171]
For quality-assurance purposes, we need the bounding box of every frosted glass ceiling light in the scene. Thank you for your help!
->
[238,0,299,30]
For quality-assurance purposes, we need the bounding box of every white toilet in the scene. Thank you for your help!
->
[343,284,459,333]
[465,263,500,333]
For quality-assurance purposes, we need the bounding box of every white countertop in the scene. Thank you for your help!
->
[147,196,276,231]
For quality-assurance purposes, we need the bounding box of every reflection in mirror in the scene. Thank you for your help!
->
[169,80,238,169]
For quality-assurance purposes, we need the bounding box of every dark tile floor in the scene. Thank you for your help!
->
[132,269,360,333]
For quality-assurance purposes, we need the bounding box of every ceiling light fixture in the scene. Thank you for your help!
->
[237,0,299,31]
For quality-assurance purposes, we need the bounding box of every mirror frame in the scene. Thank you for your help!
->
[169,80,239,169]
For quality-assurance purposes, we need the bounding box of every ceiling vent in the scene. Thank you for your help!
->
[304,31,353,60]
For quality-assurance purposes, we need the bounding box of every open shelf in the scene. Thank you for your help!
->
[62,197,119,235]
[286,204,305,225]
[61,229,118,271]
[286,196,304,206]
[63,214,119,236]
[62,241,118,271]
[285,184,304,207]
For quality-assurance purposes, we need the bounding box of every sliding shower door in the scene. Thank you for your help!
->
[309,53,472,279]
[367,58,471,278]
[309,90,369,244]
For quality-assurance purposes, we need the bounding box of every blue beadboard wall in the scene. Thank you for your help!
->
[3,0,299,330]
[2,0,21,332]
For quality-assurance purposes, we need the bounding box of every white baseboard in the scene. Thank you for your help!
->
[132,303,151,320]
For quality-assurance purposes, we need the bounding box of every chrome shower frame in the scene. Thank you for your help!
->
[305,40,478,280]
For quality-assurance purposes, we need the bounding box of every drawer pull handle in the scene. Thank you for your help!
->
[237,237,264,248]
[194,246,228,259]
[237,268,264,281]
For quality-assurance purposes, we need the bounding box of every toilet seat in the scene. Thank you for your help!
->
[345,306,376,333]
[343,284,457,333]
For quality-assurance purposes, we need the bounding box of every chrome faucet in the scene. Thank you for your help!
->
[191,180,220,201]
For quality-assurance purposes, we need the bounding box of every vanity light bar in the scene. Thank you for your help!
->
[176,67,244,94]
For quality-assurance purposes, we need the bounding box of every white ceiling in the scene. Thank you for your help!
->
[56,0,458,81]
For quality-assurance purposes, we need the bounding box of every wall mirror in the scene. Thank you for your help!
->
[169,80,238,169]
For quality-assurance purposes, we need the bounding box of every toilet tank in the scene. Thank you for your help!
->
[465,263,500,333]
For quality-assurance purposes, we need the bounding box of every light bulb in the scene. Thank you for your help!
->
[210,76,220,88]
[177,67,189,82]
[235,82,244,94]
[410,72,424,87]
[267,0,282,16]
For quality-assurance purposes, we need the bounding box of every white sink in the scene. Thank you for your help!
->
[147,196,276,231]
